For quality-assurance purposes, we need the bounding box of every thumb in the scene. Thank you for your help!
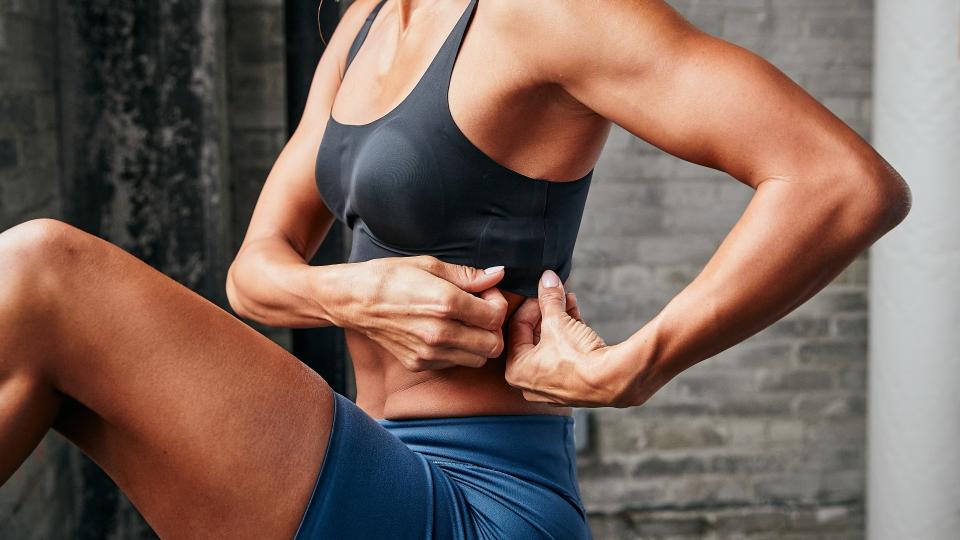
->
[538,269,567,320]
[426,259,506,293]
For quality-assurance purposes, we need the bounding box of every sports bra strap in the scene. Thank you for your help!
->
[345,0,389,73]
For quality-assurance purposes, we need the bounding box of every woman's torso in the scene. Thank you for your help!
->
[348,295,556,419]
[319,0,611,420]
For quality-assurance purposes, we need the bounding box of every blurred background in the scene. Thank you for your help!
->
[0,0,955,539]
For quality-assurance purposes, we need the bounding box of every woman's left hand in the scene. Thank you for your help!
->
[504,269,626,408]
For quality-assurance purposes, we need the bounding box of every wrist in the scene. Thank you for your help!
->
[303,262,357,328]
[598,315,667,408]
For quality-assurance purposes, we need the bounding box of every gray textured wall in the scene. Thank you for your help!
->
[1,0,242,537]
[54,1,231,535]
[0,0,61,230]
[226,0,293,348]
[570,1,873,538]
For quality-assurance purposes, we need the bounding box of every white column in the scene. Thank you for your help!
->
[869,1,960,539]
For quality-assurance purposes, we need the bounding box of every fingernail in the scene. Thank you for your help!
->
[541,269,560,288]
[483,265,504,275]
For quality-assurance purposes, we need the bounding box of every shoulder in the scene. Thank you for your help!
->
[341,0,385,21]
[336,0,387,39]
[322,0,388,77]
[483,0,702,86]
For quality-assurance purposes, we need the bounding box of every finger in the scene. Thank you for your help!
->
[416,359,460,371]
[507,298,541,359]
[478,286,509,328]
[521,389,560,404]
[420,321,505,358]
[433,281,507,331]
[565,292,583,321]
[523,388,584,407]
[512,296,542,328]
[400,356,465,372]
[425,347,492,369]
[416,256,505,294]
[537,269,567,320]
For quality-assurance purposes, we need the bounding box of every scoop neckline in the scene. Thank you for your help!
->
[322,0,595,185]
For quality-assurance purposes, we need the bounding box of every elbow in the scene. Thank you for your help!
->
[885,174,912,228]
[225,259,253,320]
[845,157,913,239]
[867,169,912,234]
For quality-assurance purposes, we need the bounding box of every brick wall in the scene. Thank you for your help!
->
[569,1,873,538]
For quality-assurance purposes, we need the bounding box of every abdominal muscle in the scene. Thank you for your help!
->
[345,288,574,421]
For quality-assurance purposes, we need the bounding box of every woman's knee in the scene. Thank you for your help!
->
[0,218,87,314]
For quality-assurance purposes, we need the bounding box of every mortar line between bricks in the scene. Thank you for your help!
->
[588,498,864,514]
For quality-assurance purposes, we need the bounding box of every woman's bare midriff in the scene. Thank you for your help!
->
[346,288,573,421]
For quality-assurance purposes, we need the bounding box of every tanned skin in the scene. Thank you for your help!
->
[0,0,909,537]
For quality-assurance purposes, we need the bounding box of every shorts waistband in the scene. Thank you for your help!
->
[376,413,573,428]
[374,409,583,511]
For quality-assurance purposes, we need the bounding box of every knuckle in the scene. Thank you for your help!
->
[522,390,542,403]
[403,356,428,372]
[467,356,488,368]
[490,305,507,329]
[503,363,521,385]
[411,254,430,267]
[420,347,444,362]
[456,264,475,284]
[489,337,504,358]
[424,256,444,274]
[418,345,441,361]
[434,292,456,316]
[419,323,447,347]
[410,255,436,273]
[545,291,565,304]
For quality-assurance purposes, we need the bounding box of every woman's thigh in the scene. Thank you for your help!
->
[6,219,335,539]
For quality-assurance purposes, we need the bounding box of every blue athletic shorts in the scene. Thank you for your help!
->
[293,390,593,539]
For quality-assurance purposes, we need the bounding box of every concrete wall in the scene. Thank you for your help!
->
[570,1,874,538]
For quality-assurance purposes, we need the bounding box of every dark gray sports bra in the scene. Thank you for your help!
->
[314,0,593,297]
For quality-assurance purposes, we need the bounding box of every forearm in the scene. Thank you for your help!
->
[226,235,352,329]
[603,163,911,407]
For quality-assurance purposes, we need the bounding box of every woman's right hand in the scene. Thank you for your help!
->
[322,255,509,372]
